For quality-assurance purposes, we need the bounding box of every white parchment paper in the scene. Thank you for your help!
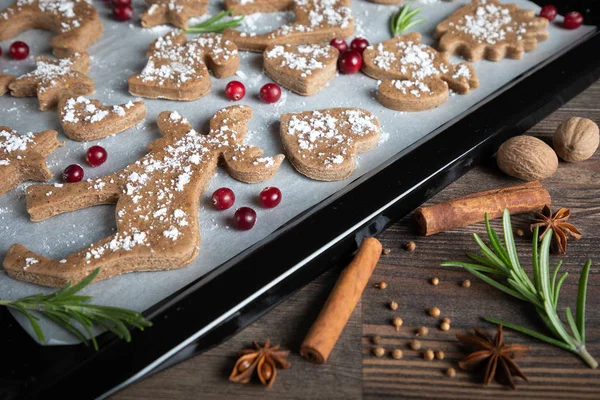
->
[0,0,594,345]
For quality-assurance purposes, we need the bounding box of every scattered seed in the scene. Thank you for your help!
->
[375,282,388,290]
[431,277,440,286]
[423,349,434,361]
[462,279,471,288]
[442,317,451,324]
[389,301,399,310]
[391,349,403,359]
[435,350,445,360]
[392,317,404,331]
[440,321,451,331]
[373,347,385,357]
[446,367,456,378]
[515,228,525,237]
[404,241,416,252]
[371,335,381,345]
[382,248,391,255]
[428,307,441,317]
[410,340,421,350]
[416,326,429,337]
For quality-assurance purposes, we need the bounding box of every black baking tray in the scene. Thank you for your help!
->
[1,1,599,399]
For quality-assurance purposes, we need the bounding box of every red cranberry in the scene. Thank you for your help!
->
[539,5,557,21]
[329,38,348,52]
[259,187,282,208]
[86,145,108,167]
[563,11,583,29]
[338,50,363,74]
[63,164,84,183]
[225,80,246,101]
[113,4,133,21]
[9,41,29,60]
[259,83,281,104]
[234,207,256,230]
[350,37,369,54]
[112,0,131,5]
[212,187,235,210]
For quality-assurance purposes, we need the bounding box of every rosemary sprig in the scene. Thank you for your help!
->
[0,268,152,350]
[442,209,598,369]
[390,2,426,37]
[186,9,244,34]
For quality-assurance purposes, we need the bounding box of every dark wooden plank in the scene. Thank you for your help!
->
[113,80,600,399]
[363,80,600,399]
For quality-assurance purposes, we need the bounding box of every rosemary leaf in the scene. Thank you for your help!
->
[0,268,152,350]
[444,209,598,368]
[186,9,244,34]
[390,2,425,37]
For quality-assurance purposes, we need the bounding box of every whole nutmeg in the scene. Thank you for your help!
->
[496,136,558,181]
[553,117,599,162]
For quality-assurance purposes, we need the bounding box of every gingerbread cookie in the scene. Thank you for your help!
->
[368,0,403,3]
[129,31,239,101]
[0,0,103,58]
[362,33,479,112]
[3,105,284,287]
[280,108,380,181]
[9,52,94,111]
[435,0,549,61]
[58,96,147,141]
[0,127,64,197]
[263,43,339,96]
[223,0,354,52]
[141,0,208,29]
[0,73,16,95]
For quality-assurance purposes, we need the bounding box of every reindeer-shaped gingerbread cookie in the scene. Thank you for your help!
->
[3,106,284,287]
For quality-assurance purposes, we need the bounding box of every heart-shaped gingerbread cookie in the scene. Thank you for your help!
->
[280,108,380,181]
[263,43,339,96]
[362,32,479,112]
[58,96,147,141]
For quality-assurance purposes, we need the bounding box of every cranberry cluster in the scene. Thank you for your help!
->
[539,5,583,29]
[62,145,108,182]
[212,186,282,230]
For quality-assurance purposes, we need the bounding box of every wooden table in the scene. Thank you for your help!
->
[113,81,600,400]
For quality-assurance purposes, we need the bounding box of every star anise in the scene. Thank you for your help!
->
[229,339,290,387]
[530,205,582,255]
[456,324,530,389]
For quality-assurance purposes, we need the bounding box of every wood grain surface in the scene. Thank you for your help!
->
[112,81,600,399]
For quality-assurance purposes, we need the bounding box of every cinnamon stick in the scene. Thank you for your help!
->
[300,237,382,364]
[414,181,551,236]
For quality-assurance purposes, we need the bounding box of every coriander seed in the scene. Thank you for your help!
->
[446,367,456,378]
[375,282,388,289]
[417,326,429,337]
[410,340,421,350]
[389,301,399,310]
[423,349,434,361]
[404,241,416,252]
[373,347,385,357]
[462,279,471,288]
[440,321,451,331]
[391,349,403,359]
[435,350,445,360]
[515,228,525,237]
[371,335,381,345]
[392,316,404,331]
[428,307,441,317]
[431,277,440,286]
[382,248,391,255]
[442,317,451,324]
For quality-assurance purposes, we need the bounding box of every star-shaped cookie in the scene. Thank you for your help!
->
[435,0,549,61]
[9,52,94,111]
[141,0,208,29]
[0,127,64,197]
[362,32,479,111]
[129,31,239,101]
